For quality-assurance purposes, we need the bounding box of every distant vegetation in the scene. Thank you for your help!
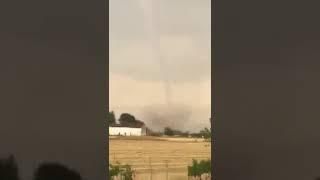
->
[108,111,212,140]
[200,127,211,139]
[146,128,164,136]
[162,116,212,138]
[164,127,174,136]
[163,127,189,137]
[163,126,211,139]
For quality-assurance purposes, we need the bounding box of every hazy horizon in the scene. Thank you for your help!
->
[110,0,211,132]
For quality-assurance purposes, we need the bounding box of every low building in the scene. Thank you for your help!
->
[109,125,147,136]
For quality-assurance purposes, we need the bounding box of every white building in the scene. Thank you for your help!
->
[109,126,147,136]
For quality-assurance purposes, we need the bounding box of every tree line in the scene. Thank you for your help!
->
[107,111,145,128]
[107,111,212,139]
[163,127,211,139]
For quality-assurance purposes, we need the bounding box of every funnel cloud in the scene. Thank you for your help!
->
[138,0,172,106]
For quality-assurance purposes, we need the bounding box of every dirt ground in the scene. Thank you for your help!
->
[109,136,211,180]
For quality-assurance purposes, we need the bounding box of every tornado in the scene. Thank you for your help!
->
[137,0,172,106]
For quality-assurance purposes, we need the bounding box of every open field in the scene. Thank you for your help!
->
[109,136,211,180]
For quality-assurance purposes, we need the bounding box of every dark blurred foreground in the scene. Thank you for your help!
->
[0,155,82,180]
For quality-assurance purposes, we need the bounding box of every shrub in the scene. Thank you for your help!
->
[109,163,133,180]
[188,159,211,177]
[109,163,121,179]
[121,165,133,180]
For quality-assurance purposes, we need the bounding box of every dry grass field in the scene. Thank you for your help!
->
[109,136,211,180]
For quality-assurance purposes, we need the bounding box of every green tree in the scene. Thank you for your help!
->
[119,113,135,124]
[107,111,116,125]
[119,113,145,127]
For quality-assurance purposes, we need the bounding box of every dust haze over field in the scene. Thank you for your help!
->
[142,104,192,131]
[110,0,211,132]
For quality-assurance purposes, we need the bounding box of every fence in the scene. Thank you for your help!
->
[110,156,211,180]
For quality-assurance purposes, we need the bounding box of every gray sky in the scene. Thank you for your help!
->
[110,0,211,132]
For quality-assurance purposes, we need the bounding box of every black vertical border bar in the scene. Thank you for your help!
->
[105,0,109,178]
[212,0,216,179]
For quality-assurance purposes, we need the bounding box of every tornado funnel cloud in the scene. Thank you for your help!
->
[138,0,172,106]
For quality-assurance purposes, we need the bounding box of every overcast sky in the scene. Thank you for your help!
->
[109,0,211,132]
